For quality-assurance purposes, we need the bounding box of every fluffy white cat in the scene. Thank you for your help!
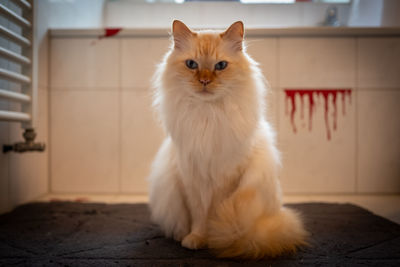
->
[148,20,307,259]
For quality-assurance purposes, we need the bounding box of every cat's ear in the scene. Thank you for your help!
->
[221,21,244,51]
[172,20,195,50]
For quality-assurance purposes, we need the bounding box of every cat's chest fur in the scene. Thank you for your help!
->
[164,95,258,181]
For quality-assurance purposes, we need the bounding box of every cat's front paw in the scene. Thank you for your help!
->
[172,226,190,242]
[181,232,207,250]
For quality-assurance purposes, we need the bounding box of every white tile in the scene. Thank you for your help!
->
[51,91,119,193]
[278,89,356,193]
[9,151,48,206]
[50,38,119,88]
[37,89,49,144]
[121,38,170,89]
[358,38,400,88]
[120,91,165,193]
[357,91,400,193]
[279,37,356,88]
[246,38,278,87]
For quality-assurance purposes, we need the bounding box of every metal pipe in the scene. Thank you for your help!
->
[0,25,31,46]
[0,68,31,84]
[0,3,31,28]
[0,47,31,65]
[11,0,32,11]
[16,0,32,10]
[0,110,31,122]
[3,128,45,153]
[0,88,31,103]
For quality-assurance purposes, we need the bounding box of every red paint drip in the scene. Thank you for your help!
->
[100,28,122,39]
[285,90,297,133]
[284,89,351,140]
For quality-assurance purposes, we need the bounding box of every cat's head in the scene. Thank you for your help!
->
[161,20,254,102]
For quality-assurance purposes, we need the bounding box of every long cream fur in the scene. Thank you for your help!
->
[148,20,308,259]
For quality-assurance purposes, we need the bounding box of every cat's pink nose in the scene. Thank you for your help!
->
[199,78,211,86]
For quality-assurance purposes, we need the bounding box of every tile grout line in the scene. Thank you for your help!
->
[118,39,122,194]
[354,37,359,194]
[47,34,52,195]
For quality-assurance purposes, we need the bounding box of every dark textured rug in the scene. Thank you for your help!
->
[0,202,399,266]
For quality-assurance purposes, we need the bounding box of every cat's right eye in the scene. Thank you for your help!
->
[185,59,198,69]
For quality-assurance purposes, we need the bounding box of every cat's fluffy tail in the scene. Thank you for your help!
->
[207,189,308,259]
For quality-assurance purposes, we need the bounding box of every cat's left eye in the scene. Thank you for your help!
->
[215,61,228,70]
[185,59,198,69]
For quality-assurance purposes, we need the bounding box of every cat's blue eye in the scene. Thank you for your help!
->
[185,59,198,69]
[215,61,228,70]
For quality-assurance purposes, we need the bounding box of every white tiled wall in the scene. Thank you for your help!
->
[121,38,170,89]
[357,38,400,88]
[357,91,400,193]
[356,38,400,193]
[49,34,400,195]
[120,91,164,193]
[51,91,119,193]
[50,38,120,88]
[279,37,356,88]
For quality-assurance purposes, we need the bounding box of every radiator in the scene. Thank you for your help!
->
[0,0,44,153]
